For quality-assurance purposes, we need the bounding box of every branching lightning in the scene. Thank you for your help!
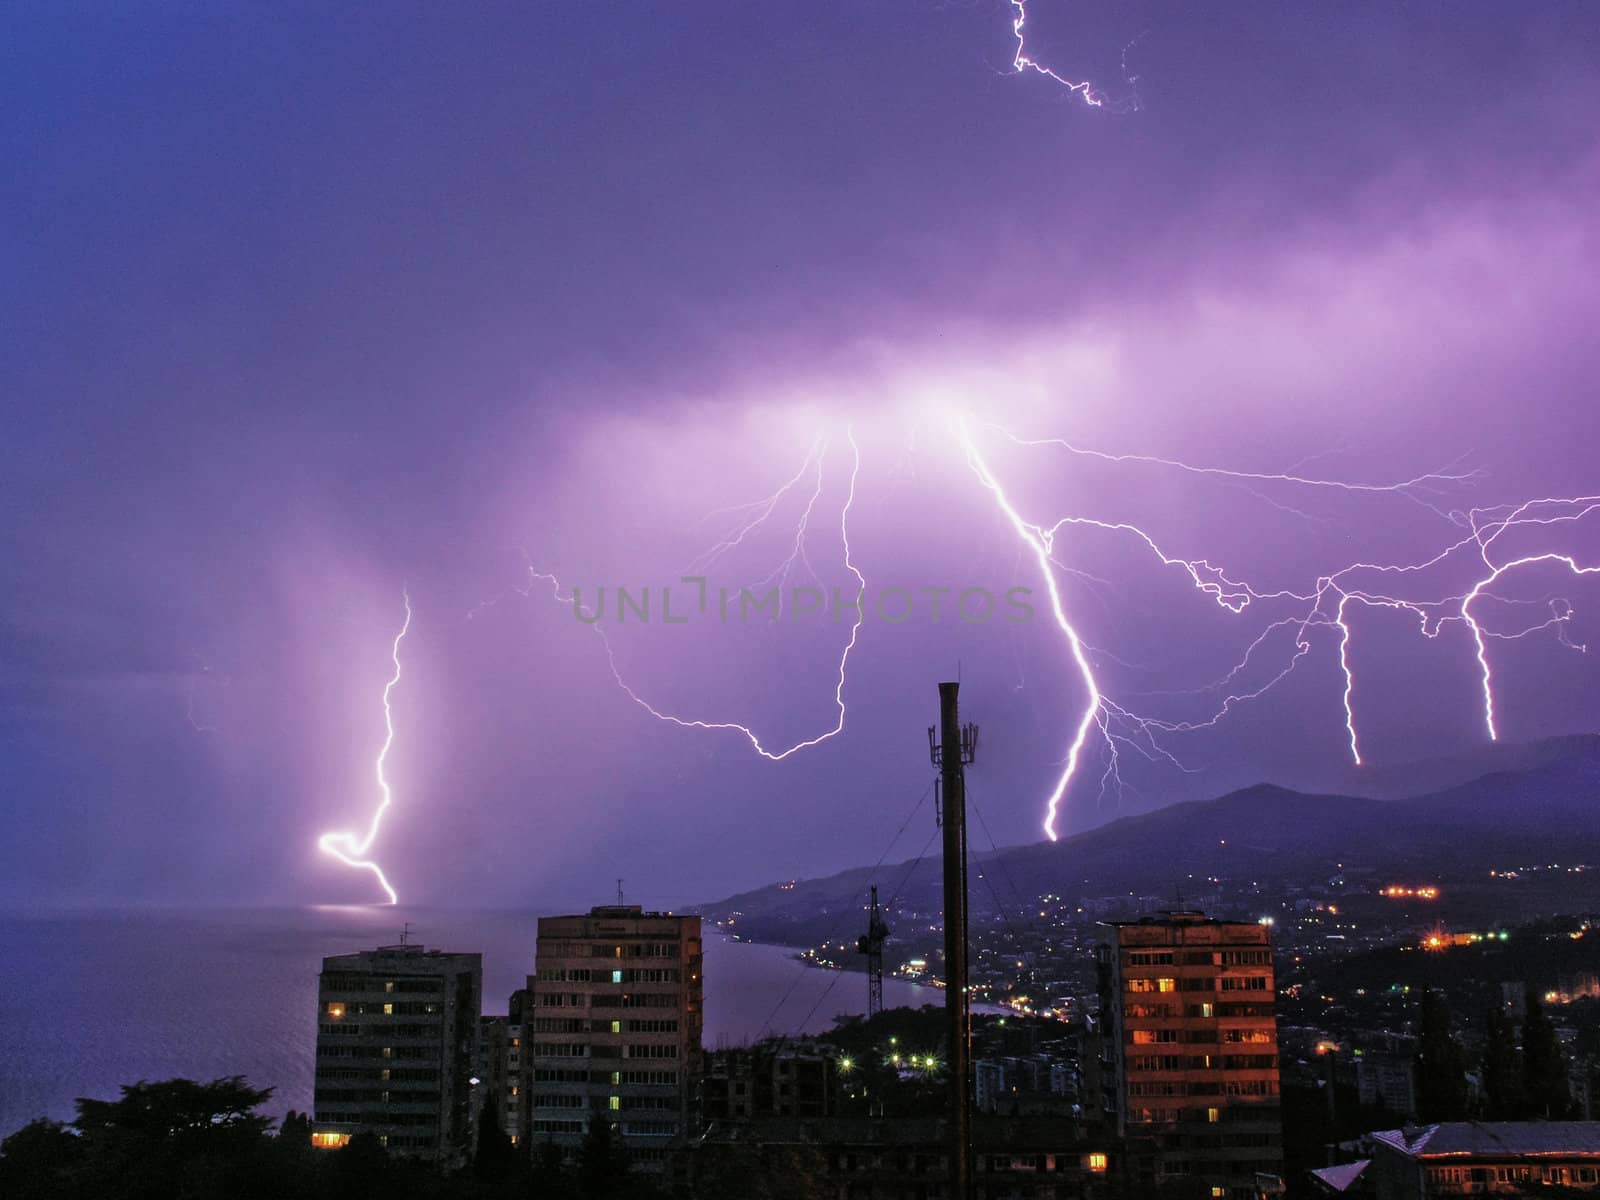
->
[1007,0,1143,112]
[957,419,1597,837]
[959,418,1103,840]
[523,429,865,760]
[317,590,412,905]
[509,411,1592,846]
[1009,0,1105,107]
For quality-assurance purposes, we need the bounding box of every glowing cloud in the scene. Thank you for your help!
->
[526,427,865,761]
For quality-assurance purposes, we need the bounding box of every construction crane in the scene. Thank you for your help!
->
[856,884,889,1019]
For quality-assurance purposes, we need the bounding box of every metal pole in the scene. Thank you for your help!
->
[937,681,971,1200]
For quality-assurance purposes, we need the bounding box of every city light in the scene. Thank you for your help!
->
[1381,885,1440,900]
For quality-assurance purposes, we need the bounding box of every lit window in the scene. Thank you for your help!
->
[311,1131,351,1149]
[609,1096,621,1111]
[611,1021,621,1034]
[1199,1003,1214,1018]
[612,970,623,984]
[383,1003,394,1015]
[1087,1153,1108,1172]
[1212,1189,1226,1198]
[325,1002,345,1019]
[385,981,395,993]
[611,1072,621,1085]
[1206,1108,1220,1123]
[1156,978,1177,993]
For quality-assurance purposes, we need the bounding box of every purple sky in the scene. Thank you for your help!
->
[4,2,1599,911]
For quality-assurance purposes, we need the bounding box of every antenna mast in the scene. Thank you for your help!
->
[856,884,889,1019]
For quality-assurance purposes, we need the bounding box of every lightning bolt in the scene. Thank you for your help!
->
[1009,0,1105,106]
[957,417,1102,841]
[317,589,412,905]
[523,427,865,760]
[1007,0,1144,112]
[502,408,1592,847]
[1464,551,1598,741]
[959,418,1598,836]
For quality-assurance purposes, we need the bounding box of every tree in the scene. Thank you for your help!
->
[66,1076,278,1200]
[1415,989,1468,1121]
[472,1095,517,1182]
[529,1138,576,1199]
[73,1076,274,1148]
[0,1119,83,1200]
[576,1118,628,1200]
[1522,986,1572,1119]
[763,1144,831,1200]
[324,1131,395,1200]
[1482,1005,1524,1119]
[277,1110,312,1144]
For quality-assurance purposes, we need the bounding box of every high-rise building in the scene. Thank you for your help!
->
[312,943,483,1162]
[477,994,527,1147]
[1098,911,1283,1199]
[523,904,702,1171]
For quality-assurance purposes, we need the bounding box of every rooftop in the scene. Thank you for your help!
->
[1372,1122,1600,1159]
[1099,910,1235,927]
[1309,1160,1369,1193]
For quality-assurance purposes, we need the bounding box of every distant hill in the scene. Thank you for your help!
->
[700,735,1600,943]
[1323,733,1600,801]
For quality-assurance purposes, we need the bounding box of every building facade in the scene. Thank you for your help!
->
[1363,1122,1600,1197]
[702,1042,840,1120]
[688,1115,1117,1200]
[522,904,702,1170]
[1098,911,1284,1198]
[476,993,527,1148]
[312,943,482,1162]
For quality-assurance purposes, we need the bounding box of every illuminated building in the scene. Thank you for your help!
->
[1360,1122,1600,1196]
[477,990,527,1146]
[523,904,702,1171]
[1097,911,1284,1199]
[312,942,483,1162]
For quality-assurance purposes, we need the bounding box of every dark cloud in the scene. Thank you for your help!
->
[3,2,1598,908]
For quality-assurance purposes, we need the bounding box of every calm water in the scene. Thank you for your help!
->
[0,907,939,1137]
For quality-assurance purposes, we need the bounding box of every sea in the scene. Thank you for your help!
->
[0,906,941,1139]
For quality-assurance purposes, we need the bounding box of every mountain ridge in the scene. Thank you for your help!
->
[699,735,1600,932]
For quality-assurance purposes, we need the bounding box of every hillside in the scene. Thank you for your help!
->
[700,736,1600,943]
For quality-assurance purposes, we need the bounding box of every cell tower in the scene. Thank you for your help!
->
[856,884,889,1018]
